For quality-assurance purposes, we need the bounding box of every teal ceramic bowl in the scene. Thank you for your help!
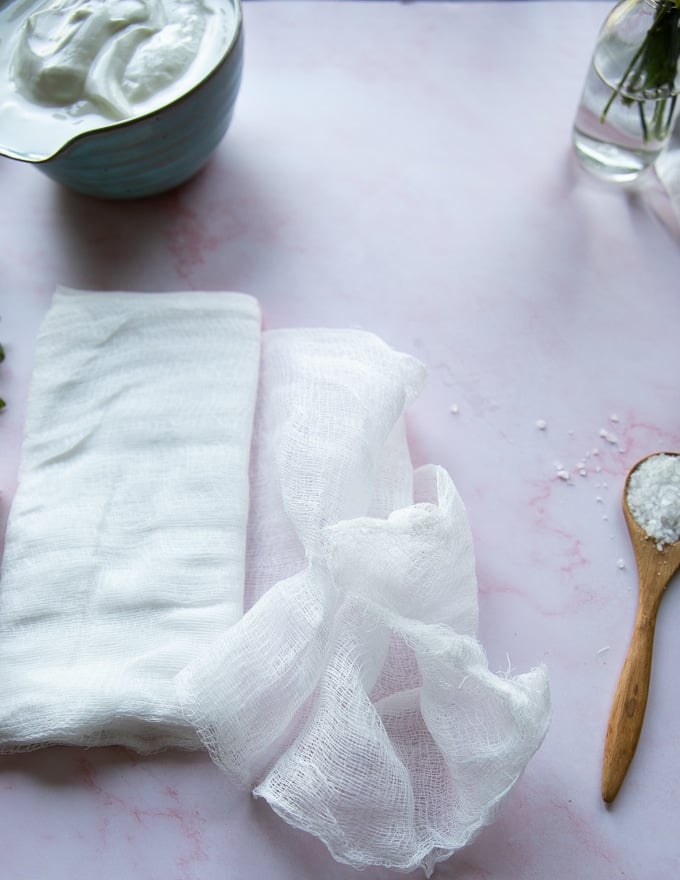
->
[0,0,243,199]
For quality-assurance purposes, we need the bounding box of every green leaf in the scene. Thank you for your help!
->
[601,1,680,142]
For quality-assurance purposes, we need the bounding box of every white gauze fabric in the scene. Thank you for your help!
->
[176,329,551,877]
[0,286,260,752]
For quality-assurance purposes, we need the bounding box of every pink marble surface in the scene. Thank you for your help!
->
[0,2,679,878]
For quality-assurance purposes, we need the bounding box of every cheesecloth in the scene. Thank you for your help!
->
[0,287,261,750]
[0,290,550,874]
[177,328,550,876]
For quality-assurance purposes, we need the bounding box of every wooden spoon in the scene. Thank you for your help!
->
[601,452,680,803]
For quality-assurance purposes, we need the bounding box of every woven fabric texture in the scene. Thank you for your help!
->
[0,287,261,751]
[177,329,551,876]
[0,292,550,872]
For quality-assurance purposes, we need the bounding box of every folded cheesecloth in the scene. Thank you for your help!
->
[0,287,550,876]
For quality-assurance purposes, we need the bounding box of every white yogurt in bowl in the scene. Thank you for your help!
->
[0,0,237,160]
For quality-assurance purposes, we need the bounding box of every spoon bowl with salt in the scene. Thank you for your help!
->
[601,452,680,803]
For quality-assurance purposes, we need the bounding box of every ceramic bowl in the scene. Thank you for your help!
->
[0,0,243,199]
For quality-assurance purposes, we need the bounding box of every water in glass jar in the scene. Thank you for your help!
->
[573,59,677,182]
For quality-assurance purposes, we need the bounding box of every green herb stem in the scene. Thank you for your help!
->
[600,1,680,142]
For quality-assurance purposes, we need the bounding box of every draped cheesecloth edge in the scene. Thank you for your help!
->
[176,328,551,876]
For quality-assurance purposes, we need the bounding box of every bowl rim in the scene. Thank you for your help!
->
[0,0,243,165]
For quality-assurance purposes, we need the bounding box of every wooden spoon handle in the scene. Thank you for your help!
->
[601,601,659,803]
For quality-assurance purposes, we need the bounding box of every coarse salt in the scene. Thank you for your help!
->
[626,454,680,546]
[599,428,618,445]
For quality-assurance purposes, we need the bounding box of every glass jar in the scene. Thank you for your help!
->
[573,0,680,182]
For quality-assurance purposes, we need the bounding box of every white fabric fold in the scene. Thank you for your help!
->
[0,287,261,751]
[176,329,551,876]
[0,293,550,872]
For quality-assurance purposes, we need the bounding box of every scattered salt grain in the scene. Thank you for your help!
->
[449,403,459,415]
[597,646,610,655]
[626,454,680,546]
[616,559,625,570]
[556,468,570,481]
[535,419,547,430]
[609,414,620,423]
[599,428,618,445]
